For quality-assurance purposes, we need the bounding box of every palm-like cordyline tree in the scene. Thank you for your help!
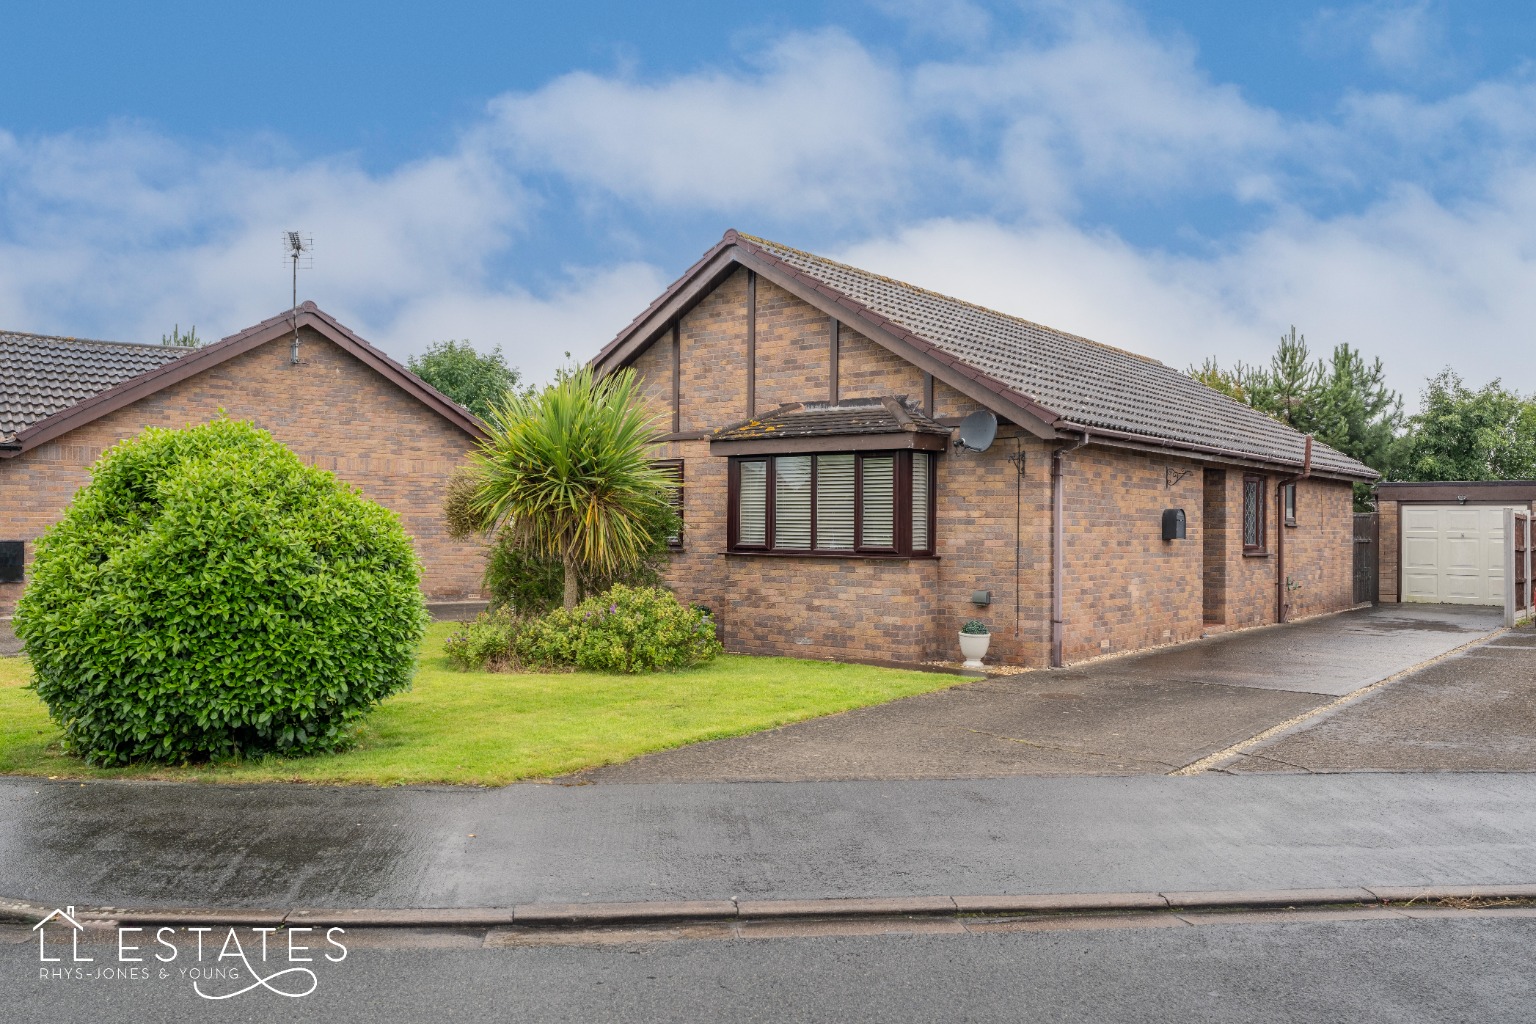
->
[460,366,676,610]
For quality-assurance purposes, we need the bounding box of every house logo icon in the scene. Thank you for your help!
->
[33,906,85,932]
[35,905,93,964]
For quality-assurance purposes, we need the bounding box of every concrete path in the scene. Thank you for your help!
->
[1232,624,1536,773]
[576,604,1502,783]
[4,772,1536,909]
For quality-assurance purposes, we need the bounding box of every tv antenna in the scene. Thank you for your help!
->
[284,231,313,364]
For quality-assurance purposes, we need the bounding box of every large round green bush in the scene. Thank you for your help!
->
[14,420,429,765]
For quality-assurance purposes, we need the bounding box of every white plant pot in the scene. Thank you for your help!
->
[959,631,991,668]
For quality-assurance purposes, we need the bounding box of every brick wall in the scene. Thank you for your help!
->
[1279,477,1357,618]
[1216,473,1356,628]
[625,266,1360,667]
[0,327,485,616]
[1057,448,1207,662]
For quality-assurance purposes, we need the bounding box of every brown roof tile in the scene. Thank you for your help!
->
[731,234,1376,480]
[0,332,187,439]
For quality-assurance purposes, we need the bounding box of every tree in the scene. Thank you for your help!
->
[450,365,677,610]
[1187,357,1248,403]
[407,340,521,420]
[1188,327,1401,469]
[1388,371,1536,481]
[162,324,200,348]
[14,420,426,765]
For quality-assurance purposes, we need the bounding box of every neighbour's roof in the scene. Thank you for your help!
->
[0,332,187,439]
[0,303,485,454]
[713,396,950,442]
[733,234,1375,480]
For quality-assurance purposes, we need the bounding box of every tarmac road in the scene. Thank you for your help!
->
[5,911,1534,1023]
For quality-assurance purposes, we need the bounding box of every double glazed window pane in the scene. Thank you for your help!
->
[1243,478,1262,548]
[911,453,930,551]
[774,456,813,549]
[860,456,895,548]
[738,461,768,545]
[815,454,855,550]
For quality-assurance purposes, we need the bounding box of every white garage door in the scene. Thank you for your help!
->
[1401,505,1507,605]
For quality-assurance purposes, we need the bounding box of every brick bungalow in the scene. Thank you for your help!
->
[0,302,487,620]
[592,231,1378,667]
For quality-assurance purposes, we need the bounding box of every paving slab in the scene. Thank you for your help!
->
[575,604,1499,784]
[1231,623,1536,774]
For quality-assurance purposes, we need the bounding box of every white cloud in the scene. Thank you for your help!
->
[909,5,1285,214]
[831,179,1536,404]
[1308,2,1447,77]
[867,0,993,45]
[368,262,669,387]
[486,30,911,219]
[0,122,652,386]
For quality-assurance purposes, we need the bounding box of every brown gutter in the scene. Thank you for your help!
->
[1051,430,1091,667]
[1052,420,1372,483]
[1275,435,1313,623]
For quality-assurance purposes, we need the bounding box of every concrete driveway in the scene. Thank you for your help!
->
[1231,623,1536,773]
[572,605,1502,783]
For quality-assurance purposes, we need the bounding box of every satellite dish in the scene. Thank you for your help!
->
[955,410,997,452]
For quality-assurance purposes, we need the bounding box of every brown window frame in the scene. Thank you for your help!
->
[654,459,684,548]
[728,451,936,557]
[1242,474,1267,553]
[1282,481,1297,527]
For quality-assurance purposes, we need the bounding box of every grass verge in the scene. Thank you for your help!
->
[0,623,967,786]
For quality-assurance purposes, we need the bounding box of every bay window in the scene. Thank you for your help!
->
[728,451,936,556]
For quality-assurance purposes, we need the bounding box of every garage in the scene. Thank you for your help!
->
[1376,482,1536,608]
[1400,504,1506,604]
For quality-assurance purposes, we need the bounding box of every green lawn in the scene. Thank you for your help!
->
[0,623,966,786]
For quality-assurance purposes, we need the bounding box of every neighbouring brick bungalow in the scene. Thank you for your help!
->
[0,302,487,619]
[592,231,1378,668]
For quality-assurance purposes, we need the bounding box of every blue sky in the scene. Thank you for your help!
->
[3,0,1535,399]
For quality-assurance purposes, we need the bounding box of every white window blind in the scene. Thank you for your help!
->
[738,461,768,545]
[774,456,813,549]
[911,453,930,551]
[861,455,895,548]
[814,454,855,550]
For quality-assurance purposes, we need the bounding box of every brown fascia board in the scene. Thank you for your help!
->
[3,302,486,457]
[1376,480,1536,502]
[710,432,950,456]
[1058,421,1378,482]
[589,235,740,373]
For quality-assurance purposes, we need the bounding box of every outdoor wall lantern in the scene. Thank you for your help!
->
[1162,509,1187,542]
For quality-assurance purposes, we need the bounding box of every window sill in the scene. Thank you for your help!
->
[722,550,939,561]
[1243,550,1271,558]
